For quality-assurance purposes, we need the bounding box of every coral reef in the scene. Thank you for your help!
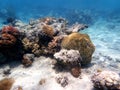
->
[0,78,14,90]
[92,71,120,90]
[0,17,95,76]
[54,49,81,77]
[61,32,95,65]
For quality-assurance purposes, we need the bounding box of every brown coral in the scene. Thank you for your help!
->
[61,32,95,65]
[42,25,54,38]
[0,33,17,47]
[2,25,20,37]
[0,78,14,90]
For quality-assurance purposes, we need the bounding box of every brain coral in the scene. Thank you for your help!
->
[61,32,95,65]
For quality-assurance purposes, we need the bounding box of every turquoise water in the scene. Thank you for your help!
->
[0,0,120,57]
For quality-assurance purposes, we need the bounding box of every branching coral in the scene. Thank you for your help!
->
[61,32,95,65]
[92,71,120,90]
[54,49,81,77]
[0,78,14,90]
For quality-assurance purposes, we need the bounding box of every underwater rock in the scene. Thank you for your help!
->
[56,76,69,87]
[61,32,95,65]
[22,54,34,67]
[54,49,81,77]
[0,78,14,90]
[92,71,120,90]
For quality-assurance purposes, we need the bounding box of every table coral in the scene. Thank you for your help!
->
[61,32,95,65]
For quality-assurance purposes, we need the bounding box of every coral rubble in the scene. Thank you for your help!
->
[92,70,120,90]
[61,32,95,65]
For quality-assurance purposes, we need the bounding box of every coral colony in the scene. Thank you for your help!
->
[0,17,120,90]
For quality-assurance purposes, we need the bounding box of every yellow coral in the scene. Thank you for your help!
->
[61,32,95,65]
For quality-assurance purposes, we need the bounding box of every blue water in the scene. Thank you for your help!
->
[0,0,120,57]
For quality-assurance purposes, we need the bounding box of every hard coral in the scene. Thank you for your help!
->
[2,25,20,37]
[54,49,81,77]
[0,78,14,90]
[22,54,34,67]
[0,33,17,47]
[22,38,42,56]
[61,32,95,65]
[92,71,120,90]
[38,30,53,46]
[42,25,54,38]
[43,36,63,55]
